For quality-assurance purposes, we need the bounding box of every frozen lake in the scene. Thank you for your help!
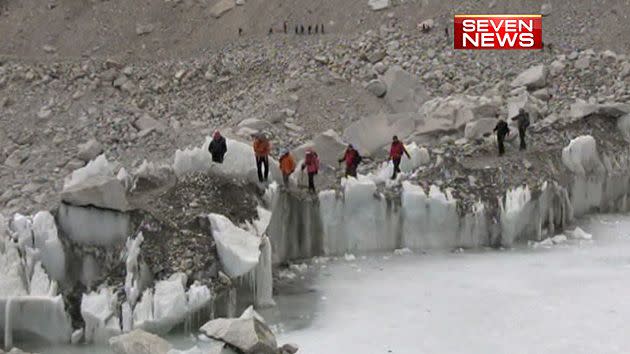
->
[275,214,630,354]
[19,214,630,354]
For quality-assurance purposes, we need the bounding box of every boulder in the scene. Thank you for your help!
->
[135,23,155,36]
[416,95,501,135]
[617,114,630,142]
[574,55,591,70]
[368,0,389,11]
[620,62,630,79]
[62,175,131,211]
[280,343,300,354]
[343,113,415,156]
[200,317,277,354]
[570,100,630,120]
[510,64,547,90]
[561,135,604,176]
[109,330,172,354]
[210,0,236,18]
[237,118,273,132]
[506,91,544,121]
[77,139,104,162]
[464,118,497,139]
[382,66,430,113]
[549,60,565,77]
[540,3,552,16]
[134,114,166,133]
[292,129,347,167]
[365,79,387,97]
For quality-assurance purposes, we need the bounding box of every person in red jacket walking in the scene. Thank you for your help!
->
[338,144,362,178]
[389,135,411,180]
[301,149,320,193]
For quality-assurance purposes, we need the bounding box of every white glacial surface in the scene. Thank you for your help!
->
[277,214,630,354]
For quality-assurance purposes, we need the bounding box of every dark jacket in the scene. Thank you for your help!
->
[512,112,530,130]
[494,120,510,137]
[209,136,227,163]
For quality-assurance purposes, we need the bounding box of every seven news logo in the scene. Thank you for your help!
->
[454,15,542,50]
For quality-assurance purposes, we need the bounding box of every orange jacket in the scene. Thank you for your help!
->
[253,138,271,157]
[279,154,296,175]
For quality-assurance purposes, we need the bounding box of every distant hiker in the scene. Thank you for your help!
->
[315,24,319,34]
[279,150,296,187]
[321,23,325,33]
[512,108,530,151]
[295,25,299,34]
[283,21,288,34]
[493,115,510,156]
[302,149,320,193]
[339,144,362,178]
[268,27,273,35]
[444,27,448,38]
[308,25,312,34]
[300,25,305,34]
[208,130,227,163]
[238,28,243,36]
[253,133,271,183]
[389,135,411,180]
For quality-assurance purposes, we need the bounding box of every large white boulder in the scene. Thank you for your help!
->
[368,0,389,10]
[382,66,429,113]
[343,113,415,156]
[510,64,548,90]
[210,0,236,18]
[292,129,347,167]
[208,213,261,278]
[561,135,604,176]
[109,329,172,354]
[200,317,278,354]
[464,118,498,139]
[618,114,630,142]
[416,95,501,135]
[62,155,131,211]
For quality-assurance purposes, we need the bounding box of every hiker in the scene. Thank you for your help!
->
[295,25,299,34]
[338,144,362,178]
[321,23,325,33]
[300,25,305,34]
[308,25,312,34]
[268,27,273,35]
[238,28,243,36]
[253,133,271,183]
[208,130,227,163]
[493,115,510,156]
[315,24,319,34]
[283,21,288,34]
[389,135,411,180]
[512,108,530,151]
[279,150,296,187]
[302,149,320,193]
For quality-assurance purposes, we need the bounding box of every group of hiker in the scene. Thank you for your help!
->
[493,108,531,156]
[238,22,325,37]
[208,132,414,193]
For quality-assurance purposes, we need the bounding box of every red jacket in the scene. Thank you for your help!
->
[341,149,359,167]
[390,141,408,159]
[304,152,320,173]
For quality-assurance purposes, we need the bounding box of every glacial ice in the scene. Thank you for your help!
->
[64,154,115,189]
[57,203,130,246]
[81,287,121,343]
[562,135,604,175]
[208,213,261,278]
[152,273,189,332]
[125,233,144,306]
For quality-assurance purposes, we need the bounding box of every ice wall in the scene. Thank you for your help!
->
[56,203,130,247]
[267,135,630,261]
